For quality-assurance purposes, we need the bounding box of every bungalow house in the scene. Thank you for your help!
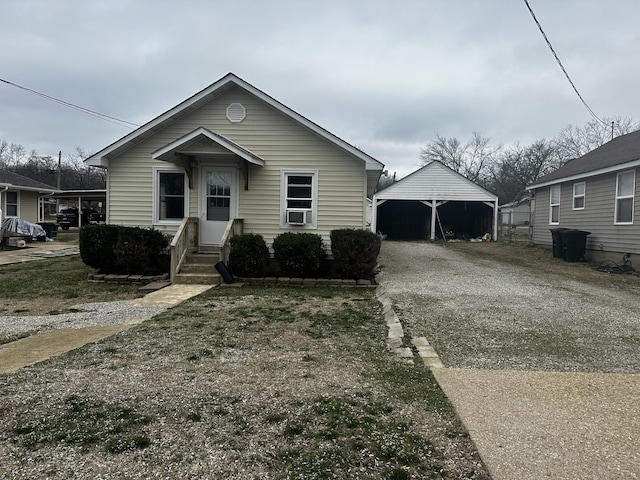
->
[527,129,640,262]
[85,73,385,280]
[0,169,59,223]
[371,161,498,241]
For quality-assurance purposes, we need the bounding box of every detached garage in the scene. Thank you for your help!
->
[372,161,498,241]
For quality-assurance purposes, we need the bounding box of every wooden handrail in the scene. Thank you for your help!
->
[169,217,198,283]
[219,218,243,265]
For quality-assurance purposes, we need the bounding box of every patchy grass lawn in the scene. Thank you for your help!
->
[0,285,490,479]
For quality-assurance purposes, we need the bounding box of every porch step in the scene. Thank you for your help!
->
[173,252,221,285]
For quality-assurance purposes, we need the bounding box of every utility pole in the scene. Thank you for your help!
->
[57,151,61,190]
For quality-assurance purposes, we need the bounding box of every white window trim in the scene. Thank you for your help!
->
[614,170,635,225]
[572,182,585,210]
[5,190,19,218]
[280,169,318,229]
[153,166,190,225]
[549,185,560,225]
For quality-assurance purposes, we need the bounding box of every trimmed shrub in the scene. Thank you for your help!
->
[113,227,169,275]
[330,229,381,279]
[228,233,270,277]
[272,232,327,278]
[79,224,169,275]
[79,224,120,272]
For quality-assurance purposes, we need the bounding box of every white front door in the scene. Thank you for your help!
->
[200,167,236,245]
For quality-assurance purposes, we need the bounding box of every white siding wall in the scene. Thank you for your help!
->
[532,167,640,255]
[107,87,367,245]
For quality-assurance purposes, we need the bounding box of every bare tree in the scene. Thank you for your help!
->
[487,140,558,204]
[420,132,500,183]
[554,116,640,163]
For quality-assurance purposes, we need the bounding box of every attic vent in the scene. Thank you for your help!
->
[226,103,246,123]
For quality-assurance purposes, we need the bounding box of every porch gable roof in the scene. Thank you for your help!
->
[152,127,265,166]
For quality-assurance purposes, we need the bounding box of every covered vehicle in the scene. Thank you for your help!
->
[1,218,47,241]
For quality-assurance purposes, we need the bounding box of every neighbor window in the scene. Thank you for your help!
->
[5,191,18,217]
[549,185,560,224]
[573,182,585,210]
[155,169,188,223]
[280,170,318,228]
[615,170,635,224]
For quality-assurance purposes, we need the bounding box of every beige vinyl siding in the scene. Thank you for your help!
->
[107,87,367,245]
[532,167,640,255]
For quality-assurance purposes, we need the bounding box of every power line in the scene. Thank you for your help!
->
[522,0,606,126]
[0,77,140,129]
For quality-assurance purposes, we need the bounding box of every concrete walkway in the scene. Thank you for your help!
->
[0,284,212,375]
[432,368,640,480]
[0,241,80,265]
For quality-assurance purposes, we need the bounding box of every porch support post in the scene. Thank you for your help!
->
[177,153,195,189]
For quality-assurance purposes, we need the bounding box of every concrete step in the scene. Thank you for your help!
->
[180,263,218,274]
[185,253,220,265]
[173,272,221,285]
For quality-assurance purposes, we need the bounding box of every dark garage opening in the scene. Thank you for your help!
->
[377,200,494,241]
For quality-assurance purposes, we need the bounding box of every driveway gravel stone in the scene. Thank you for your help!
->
[377,240,640,480]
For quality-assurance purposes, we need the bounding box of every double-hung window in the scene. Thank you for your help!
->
[280,170,318,228]
[615,170,635,224]
[549,185,560,224]
[5,191,18,217]
[154,168,188,223]
[572,182,585,210]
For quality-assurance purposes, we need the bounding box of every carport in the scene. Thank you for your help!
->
[372,162,498,241]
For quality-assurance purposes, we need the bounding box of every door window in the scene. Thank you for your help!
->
[206,171,231,221]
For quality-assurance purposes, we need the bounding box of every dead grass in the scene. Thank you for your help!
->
[0,286,489,479]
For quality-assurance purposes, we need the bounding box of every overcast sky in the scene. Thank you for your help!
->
[1,0,639,178]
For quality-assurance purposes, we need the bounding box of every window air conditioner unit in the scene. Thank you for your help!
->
[286,209,307,225]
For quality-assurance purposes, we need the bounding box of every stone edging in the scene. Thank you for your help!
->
[232,276,375,287]
[87,272,169,285]
[375,278,444,368]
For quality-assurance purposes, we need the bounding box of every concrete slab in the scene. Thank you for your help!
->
[432,368,640,480]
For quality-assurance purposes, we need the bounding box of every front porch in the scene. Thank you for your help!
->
[169,217,243,285]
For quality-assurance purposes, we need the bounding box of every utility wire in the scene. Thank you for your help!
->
[522,0,606,126]
[0,77,140,129]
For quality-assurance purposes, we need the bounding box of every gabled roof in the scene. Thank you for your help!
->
[0,169,59,193]
[528,129,640,189]
[86,73,384,172]
[374,161,497,202]
[152,127,265,166]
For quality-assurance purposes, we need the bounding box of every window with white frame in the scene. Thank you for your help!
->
[280,170,318,228]
[615,170,635,224]
[154,169,188,223]
[573,182,585,210]
[549,185,560,224]
[5,191,18,217]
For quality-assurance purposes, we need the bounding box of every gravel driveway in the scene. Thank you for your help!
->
[378,241,640,373]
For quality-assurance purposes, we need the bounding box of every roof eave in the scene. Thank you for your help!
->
[527,158,640,190]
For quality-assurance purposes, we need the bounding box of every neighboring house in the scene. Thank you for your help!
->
[85,73,384,254]
[372,161,498,241]
[499,192,532,226]
[0,169,59,223]
[527,129,640,261]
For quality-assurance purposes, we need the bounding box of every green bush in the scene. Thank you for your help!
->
[273,232,327,278]
[330,229,381,279]
[79,224,120,272]
[79,225,169,275]
[228,233,270,277]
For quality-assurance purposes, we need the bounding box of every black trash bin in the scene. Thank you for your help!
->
[38,222,59,239]
[549,228,569,258]
[214,261,234,283]
[562,230,591,262]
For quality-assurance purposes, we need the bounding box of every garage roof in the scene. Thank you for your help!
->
[375,161,497,202]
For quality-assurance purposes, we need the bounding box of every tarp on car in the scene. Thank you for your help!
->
[1,218,47,239]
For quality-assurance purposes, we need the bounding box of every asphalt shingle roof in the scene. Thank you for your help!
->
[529,129,640,187]
[0,169,58,191]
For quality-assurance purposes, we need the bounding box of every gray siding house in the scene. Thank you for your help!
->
[527,129,640,261]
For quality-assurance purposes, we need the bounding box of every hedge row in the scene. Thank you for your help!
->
[227,229,381,279]
[79,224,169,275]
